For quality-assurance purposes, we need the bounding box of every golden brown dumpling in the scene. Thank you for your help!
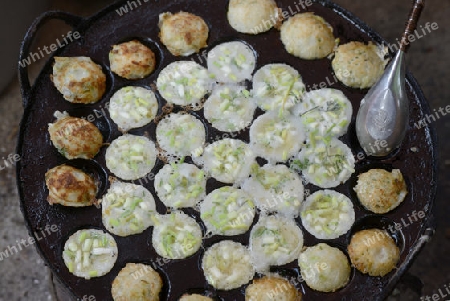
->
[51,56,106,104]
[109,40,156,79]
[354,169,407,214]
[281,13,336,60]
[348,229,400,277]
[332,41,388,89]
[298,243,350,292]
[227,0,280,34]
[45,164,97,207]
[111,263,163,301]
[245,276,302,301]
[48,111,103,160]
[159,12,208,56]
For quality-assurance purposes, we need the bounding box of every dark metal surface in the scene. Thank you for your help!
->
[16,0,437,300]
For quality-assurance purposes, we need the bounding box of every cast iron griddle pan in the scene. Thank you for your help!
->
[17,0,437,300]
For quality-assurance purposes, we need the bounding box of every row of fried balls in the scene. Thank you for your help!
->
[51,0,388,105]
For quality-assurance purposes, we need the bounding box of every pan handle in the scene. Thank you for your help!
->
[18,11,84,108]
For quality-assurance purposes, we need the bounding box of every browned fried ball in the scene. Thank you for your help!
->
[245,275,302,301]
[111,263,163,301]
[354,169,408,214]
[159,11,208,56]
[48,112,103,160]
[348,229,400,277]
[45,164,97,207]
[109,40,156,79]
[51,56,106,104]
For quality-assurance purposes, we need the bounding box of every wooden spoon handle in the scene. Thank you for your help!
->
[400,0,425,52]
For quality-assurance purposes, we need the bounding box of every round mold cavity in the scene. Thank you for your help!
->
[107,84,162,135]
[241,271,304,300]
[347,162,394,205]
[107,36,164,81]
[51,57,114,107]
[149,211,205,261]
[64,158,109,200]
[45,114,109,162]
[347,215,406,254]
[298,241,356,295]
[59,106,113,144]
[154,109,209,162]
[153,60,211,112]
[347,162,410,214]
[203,90,255,144]
[58,226,107,267]
[197,235,251,263]
[103,133,162,183]
[195,238,254,295]
[298,189,355,241]
[58,226,117,276]
[107,260,171,301]
[204,39,259,76]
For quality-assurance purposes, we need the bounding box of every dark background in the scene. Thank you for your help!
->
[0,0,448,300]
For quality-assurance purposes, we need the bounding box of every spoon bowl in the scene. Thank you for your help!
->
[355,0,425,157]
[356,51,408,156]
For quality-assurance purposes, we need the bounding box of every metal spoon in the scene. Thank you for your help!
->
[355,0,425,157]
